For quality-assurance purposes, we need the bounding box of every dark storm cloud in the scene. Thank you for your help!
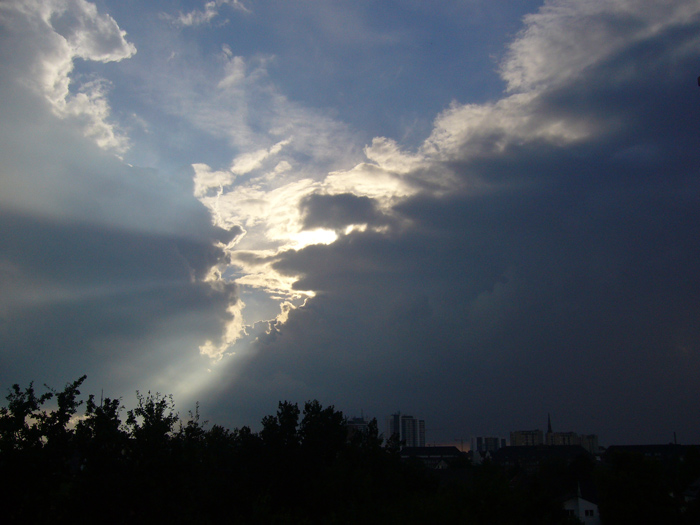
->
[0,211,232,285]
[1,277,231,379]
[209,4,700,444]
[300,193,386,230]
[219,159,700,442]
[0,210,239,391]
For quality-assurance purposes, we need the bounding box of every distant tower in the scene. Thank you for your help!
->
[386,412,425,448]
[546,413,553,445]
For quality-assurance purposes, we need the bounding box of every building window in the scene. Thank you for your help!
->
[585,509,594,516]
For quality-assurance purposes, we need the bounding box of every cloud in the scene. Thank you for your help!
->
[500,0,700,93]
[167,0,250,28]
[133,37,363,176]
[230,139,292,175]
[0,208,237,399]
[300,193,385,231]
[420,1,700,166]
[3,0,699,446]
[201,0,700,443]
[0,0,136,153]
[0,0,242,406]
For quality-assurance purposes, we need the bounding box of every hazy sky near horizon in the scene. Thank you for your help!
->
[2,0,700,445]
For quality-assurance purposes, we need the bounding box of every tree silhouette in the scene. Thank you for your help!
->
[0,381,51,451]
[126,390,178,448]
[36,375,86,448]
[4,375,698,524]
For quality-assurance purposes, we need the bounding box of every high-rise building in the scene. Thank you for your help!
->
[387,412,425,448]
[471,436,506,453]
[510,429,544,446]
[545,414,599,454]
[548,431,581,446]
[346,416,371,440]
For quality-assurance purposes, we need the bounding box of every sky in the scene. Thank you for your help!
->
[1,0,700,447]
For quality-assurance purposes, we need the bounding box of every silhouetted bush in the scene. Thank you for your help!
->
[2,377,699,523]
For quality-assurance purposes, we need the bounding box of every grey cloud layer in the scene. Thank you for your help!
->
[0,208,237,399]
[209,1,700,444]
[300,193,387,231]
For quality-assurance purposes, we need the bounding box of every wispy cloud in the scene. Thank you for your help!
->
[501,0,700,93]
[165,0,250,28]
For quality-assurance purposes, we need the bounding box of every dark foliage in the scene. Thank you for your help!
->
[1,377,699,524]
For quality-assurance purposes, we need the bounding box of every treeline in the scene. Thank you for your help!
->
[1,377,700,524]
[0,376,434,524]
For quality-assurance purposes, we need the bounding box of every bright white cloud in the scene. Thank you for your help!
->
[421,93,595,163]
[324,163,414,204]
[192,163,234,199]
[363,137,424,175]
[0,0,136,153]
[61,78,130,151]
[418,0,700,164]
[191,136,433,356]
[230,139,292,175]
[501,0,700,93]
[199,300,246,361]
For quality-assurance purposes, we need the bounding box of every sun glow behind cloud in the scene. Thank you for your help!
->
[185,0,700,373]
[190,137,430,360]
[290,229,338,249]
